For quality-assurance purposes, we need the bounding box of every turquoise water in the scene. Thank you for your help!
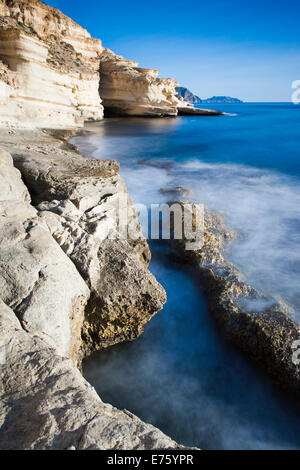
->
[72,103,300,449]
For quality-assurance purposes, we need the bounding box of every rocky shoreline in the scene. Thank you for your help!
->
[0,128,184,449]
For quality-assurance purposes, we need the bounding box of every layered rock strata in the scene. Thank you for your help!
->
[0,0,103,128]
[0,0,222,122]
[173,203,300,397]
[99,48,180,117]
[0,0,102,61]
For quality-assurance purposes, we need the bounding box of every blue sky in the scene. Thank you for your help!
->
[47,0,300,101]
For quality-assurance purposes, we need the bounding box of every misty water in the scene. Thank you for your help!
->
[71,103,300,449]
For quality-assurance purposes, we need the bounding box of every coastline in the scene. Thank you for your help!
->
[0,126,185,449]
[0,0,299,452]
[0,114,299,449]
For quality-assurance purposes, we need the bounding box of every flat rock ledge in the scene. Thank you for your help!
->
[173,203,300,397]
[177,106,223,116]
[0,131,181,450]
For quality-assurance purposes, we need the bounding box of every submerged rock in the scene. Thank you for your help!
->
[173,202,300,397]
[160,185,194,198]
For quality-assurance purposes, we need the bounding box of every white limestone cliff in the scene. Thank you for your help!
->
[0,0,103,128]
[0,0,184,124]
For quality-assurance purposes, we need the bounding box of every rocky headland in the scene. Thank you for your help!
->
[201,96,243,104]
[99,48,180,117]
[176,86,202,104]
[0,0,222,123]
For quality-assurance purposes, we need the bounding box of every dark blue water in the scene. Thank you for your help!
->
[72,103,300,449]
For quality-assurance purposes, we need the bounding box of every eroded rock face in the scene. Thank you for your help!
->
[0,147,90,363]
[0,299,182,450]
[0,0,102,61]
[0,129,165,357]
[100,48,179,117]
[0,0,103,128]
[36,180,164,357]
[173,203,300,396]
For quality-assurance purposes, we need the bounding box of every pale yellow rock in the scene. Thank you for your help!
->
[0,0,102,62]
[100,48,179,117]
[0,0,103,128]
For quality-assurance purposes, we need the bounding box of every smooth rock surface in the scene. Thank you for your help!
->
[0,147,30,202]
[0,128,119,205]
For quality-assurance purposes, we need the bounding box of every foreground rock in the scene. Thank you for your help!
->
[0,299,182,450]
[0,128,166,357]
[38,198,165,357]
[173,203,300,397]
[0,135,178,449]
[0,148,90,364]
[0,128,119,205]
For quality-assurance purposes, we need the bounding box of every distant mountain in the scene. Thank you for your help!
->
[175,87,202,104]
[201,96,243,104]
[176,87,243,105]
